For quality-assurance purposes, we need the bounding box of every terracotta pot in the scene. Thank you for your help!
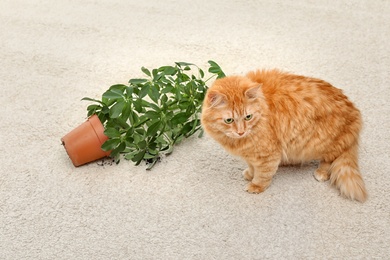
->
[61,115,111,166]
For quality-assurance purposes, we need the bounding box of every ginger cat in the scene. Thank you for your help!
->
[201,69,367,202]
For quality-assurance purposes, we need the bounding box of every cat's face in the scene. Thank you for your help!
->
[202,76,263,140]
[215,104,257,139]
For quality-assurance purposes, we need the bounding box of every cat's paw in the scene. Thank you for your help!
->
[314,169,330,182]
[242,168,253,181]
[245,182,266,194]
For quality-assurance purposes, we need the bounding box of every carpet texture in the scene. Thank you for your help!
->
[1,0,389,259]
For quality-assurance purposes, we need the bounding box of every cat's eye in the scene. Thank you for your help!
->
[245,114,253,121]
[224,118,234,124]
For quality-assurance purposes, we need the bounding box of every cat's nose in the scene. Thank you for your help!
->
[237,132,245,136]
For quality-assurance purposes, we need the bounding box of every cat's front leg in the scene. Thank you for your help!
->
[242,163,254,181]
[245,156,280,194]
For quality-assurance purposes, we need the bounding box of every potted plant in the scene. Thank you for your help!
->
[62,61,225,169]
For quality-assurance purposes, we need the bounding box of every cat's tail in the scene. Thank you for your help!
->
[329,143,367,202]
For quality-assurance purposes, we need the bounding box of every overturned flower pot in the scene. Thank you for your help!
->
[61,115,111,166]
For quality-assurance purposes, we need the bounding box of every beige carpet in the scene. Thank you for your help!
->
[1,0,389,259]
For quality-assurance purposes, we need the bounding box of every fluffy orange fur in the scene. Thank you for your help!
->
[201,69,367,202]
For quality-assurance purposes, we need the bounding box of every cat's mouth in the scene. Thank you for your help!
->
[227,131,249,139]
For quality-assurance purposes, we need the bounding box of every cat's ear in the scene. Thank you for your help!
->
[245,84,262,99]
[207,91,226,107]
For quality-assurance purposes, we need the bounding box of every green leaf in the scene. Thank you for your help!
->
[208,67,220,74]
[87,104,100,110]
[208,60,226,78]
[186,103,195,114]
[199,68,204,78]
[178,73,190,82]
[110,84,127,90]
[122,102,132,120]
[104,127,121,138]
[125,128,134,138]
[113,117,130,129]
[207,60,219,68]
[135,128,146,136]
[129,78,148,85]
[103,89,124,100]
[101,139,120,151]
[141,67,151,77]
[144,110,160,119]
[161,85,174,94]
[175,62,194,67]
[138,140,147,149]
[148,102,160,112]
[133,133,143,144]
[152,70,163,81]
[110,142,126,158]
[86,109,96,117]
[144,153,158,159]
[161,94,168,104]
[124,150,138,160]
[178,101,190,110]
[133,99,143,113]
[180,122,193,135]
[156,135,169,146]
[174,135,184,145]
[139,84,150,98]
[133,150,146,165]
[148,85,160,103]
[81,97,104,104]
[128,110,138,125]
[171,112,189,125]
[152,68,158,79]
[125,86,134,97]
[161,66,177,75]
[147,138,158,150]
[147,121,161,137]
[86,104,101,115]
[109,100,125,118]
[134,116,149,128]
